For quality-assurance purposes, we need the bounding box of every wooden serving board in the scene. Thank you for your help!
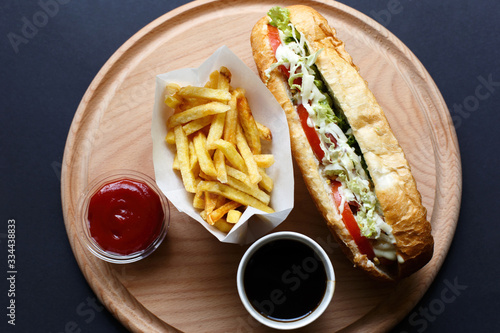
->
[61,0,462,332]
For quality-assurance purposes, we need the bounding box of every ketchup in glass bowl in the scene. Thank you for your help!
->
[77,170,170,264]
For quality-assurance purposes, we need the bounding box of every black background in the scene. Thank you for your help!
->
[1,0,499,332]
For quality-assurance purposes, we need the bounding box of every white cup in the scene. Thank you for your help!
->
[236,231,335,330]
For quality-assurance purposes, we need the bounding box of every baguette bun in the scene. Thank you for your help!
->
[251,5,433,281]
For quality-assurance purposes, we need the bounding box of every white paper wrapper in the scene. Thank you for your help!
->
[152,46,294,245]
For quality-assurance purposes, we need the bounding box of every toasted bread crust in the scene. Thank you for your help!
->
[251,5,433,280]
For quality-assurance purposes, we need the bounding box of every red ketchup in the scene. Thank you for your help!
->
[87,179,164,256]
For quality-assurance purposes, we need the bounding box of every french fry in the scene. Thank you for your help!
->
[215,195,226,208]
[223,91,239,144]
[197,181,273,213]
[165,82,181,95]
[227,210,242,224]
[193,191,205,210]
[167,102,230,129]
[165,131,176,145]
[207,200,241,225]
[253,154,275,168]
[164,83,183,109]
[256,121,273,141]
[165,94,182,109]
[205,70,219,89]
[182,115,213,136]
[226,165,250,186]
[213,218,233,233]
[198,170,217,181]
[236,127,261,185]
[178,86,232,102]
[213,149,228,184]
[205,191,218,220]
[188,141,199,172]
[258,167,274,193]
[237,95,261,154]
[172,153,180,170]
[213,139,246,172]
[174,125,196,193]
[193,132,217,178]
[206,113,226,150]
[226,176,270,205]
[179,96,210,110]
[166,115,214,144]
[217,66,231,91]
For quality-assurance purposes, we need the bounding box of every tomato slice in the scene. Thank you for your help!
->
[268,25,303,86]
[297,104,324,161]
[268,25,281,54]
[331,180,375,259]
[268,25,289,77]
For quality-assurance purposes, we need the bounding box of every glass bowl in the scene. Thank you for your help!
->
[76,170,170,264]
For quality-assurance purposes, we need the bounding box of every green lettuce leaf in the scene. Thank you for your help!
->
[267,6,290,32]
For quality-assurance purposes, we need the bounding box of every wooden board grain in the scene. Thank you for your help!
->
[61,0,462,332]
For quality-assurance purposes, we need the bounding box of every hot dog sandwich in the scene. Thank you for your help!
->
[250,5,434,280]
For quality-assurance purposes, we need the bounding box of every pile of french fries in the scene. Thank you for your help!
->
[165,67,275,233]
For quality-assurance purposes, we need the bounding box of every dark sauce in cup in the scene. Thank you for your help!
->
[243,239,327,321]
